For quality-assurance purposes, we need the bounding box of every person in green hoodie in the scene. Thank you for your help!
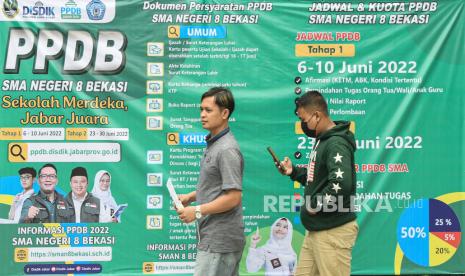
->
[279,90,358,276]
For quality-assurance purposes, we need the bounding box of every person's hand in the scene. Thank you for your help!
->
[280,157,293,175]
[27,206,40,219]
[177,206,196,223]
[250,227,261,248]
[178,194,192,207]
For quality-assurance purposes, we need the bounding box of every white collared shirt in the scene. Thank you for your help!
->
[9,189,34,223]
[72,192,111,223]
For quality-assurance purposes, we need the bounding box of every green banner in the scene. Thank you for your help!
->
[1,0,464,275]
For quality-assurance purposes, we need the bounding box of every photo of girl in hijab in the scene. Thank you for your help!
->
[92,170,118,221]
[246,217,297,276]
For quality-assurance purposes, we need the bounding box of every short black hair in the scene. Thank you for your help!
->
[201,87,235,118]
[39,163,57,175]
[296,90,328,115]
[18,167,37,177]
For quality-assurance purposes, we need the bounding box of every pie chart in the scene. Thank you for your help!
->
[396,198,461,267]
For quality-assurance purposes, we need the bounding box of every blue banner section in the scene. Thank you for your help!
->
[179,26,227,39]
[167,133,207,146]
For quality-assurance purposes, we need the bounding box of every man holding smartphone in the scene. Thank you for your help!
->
[177,87,244,276]
[279,90,358,276]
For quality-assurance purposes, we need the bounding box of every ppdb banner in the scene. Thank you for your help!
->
[0,0,464,275]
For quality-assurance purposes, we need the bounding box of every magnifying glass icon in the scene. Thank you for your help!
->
[167,133,178,144]
[168,26,179,37]
[10,144,26,160]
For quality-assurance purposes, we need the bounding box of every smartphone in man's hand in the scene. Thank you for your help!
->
[267,147,285,172]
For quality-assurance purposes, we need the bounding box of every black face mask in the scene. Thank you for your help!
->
[301,120,316,138]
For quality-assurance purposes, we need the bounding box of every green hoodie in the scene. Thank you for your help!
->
[290,121,356,231]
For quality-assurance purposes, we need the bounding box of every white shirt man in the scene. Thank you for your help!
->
[9,167,36,223]
[71,192,111,223]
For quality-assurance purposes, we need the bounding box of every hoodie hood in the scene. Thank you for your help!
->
[317,121,356,151]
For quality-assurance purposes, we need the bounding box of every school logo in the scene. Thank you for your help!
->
[86,0,105,20]
[2,0,19,18]
[14,248,28,262]
[143,262,155,273]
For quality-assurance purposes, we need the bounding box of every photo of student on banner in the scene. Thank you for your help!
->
[7,167,36,223]
[65,167,113,223]
[246,217,297,276]
[92,170,118,219]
